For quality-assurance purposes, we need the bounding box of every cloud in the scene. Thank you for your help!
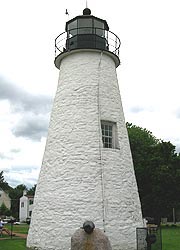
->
[4,165,38,173]
[0,152,12,160]
[176,108,180,119]
[0,76,52,141]
[176,145,180,154]
[12,113,49,141]
[174,139,180,154]
[0,148,20,163]
[4,165,39,188]
[130,105,155,114]
[0,77,52,114]
[10,148,21,154]
[130,106,145,113]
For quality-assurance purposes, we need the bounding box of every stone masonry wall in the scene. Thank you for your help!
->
[27,51,143,250]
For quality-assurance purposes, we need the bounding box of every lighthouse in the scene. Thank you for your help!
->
[27,8,143,250]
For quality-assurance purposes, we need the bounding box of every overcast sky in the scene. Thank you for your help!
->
[0,0,180,187]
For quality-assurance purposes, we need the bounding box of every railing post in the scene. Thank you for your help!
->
[115,36,117,55]
[55,38,56,57]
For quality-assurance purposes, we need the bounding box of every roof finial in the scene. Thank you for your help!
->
[83,1,91,16]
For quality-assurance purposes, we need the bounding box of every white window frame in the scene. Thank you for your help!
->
[101,120,118,149]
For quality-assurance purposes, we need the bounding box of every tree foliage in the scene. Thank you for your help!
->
[0,203,11,217]
[127,122,180,221]
[0,171,10,191]
[27,184,36,196]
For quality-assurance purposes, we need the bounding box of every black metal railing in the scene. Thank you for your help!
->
[55,27,120,58]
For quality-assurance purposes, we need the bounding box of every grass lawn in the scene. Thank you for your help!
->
[0,239,26,250]
[0,224,28,250]
[161,225,180,250]
[4,223,29,234]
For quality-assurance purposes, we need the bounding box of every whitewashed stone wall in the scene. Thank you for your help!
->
[27,50,143,250]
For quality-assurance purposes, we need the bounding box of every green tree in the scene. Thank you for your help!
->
[0,202,11,216]
[127,123,180,222]
[0,171,10,191]
[126,123,158,211]
[27,184,36,196]
[152,142,180,220]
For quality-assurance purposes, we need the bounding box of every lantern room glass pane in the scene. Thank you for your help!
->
[78,18,93,34]
[94,19,104,36]
[68,20,77,37]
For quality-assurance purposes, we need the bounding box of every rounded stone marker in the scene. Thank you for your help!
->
[71,222,112,250]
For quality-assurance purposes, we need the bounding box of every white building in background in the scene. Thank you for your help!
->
[19,190,34,222]
[27,8,143,250]
[0,188,11,210]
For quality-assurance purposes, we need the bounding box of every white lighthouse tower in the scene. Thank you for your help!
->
[27,8,143,250]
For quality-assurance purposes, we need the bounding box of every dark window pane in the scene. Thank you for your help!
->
[94,20,104,29]
[104,143,108,148]
[94,20,104,36]
[68,20,78,36]
[109,125,112,131]
[105,130,109,136]
[78,19,93,34]
[105,137,109,143]
[78,18,92,27]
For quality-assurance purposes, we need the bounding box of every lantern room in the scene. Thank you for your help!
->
[65,8,109,51]
[54,8,121,68]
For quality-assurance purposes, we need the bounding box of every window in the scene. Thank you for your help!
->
[21,202,24,208]
[68,20,78,36]
[101,121,119,149]
[94,19,104,36]
[29,211,32,217]
[78,18,93,34]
